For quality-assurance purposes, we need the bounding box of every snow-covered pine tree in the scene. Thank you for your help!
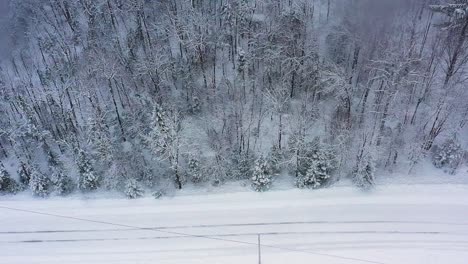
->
[76,148,100,191]
[432,139,464,174]
[101,163,124,191]
[232,151,256,180]
[237,48,247,74]
[267,144,283,175]
[287,131,309,177]
[44,142,60,168]
[189,96,201,114]
[29,167,52,197]
[53,169,75,196]
[352,157,375,190]
[0,162,18,194]
[187,158,202,183]
[17,97,41,140]
[43,142,75,195]
[297,160,325,189]
[296,144,336,189]
[302,167,321,189]
[146,104,184,189]
[137,166,157,188]
[87,113,114,165]
[251,157,273,192]
[17,161,32,189]
[124,179,144,199]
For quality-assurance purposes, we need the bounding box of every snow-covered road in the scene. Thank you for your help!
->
[1,184,468,264]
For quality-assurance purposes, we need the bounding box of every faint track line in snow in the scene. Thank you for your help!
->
[5,231,468,244]
[0,205,390,264]
[0,228,131,234]
[149,220,468,228]
[2,220,467,234]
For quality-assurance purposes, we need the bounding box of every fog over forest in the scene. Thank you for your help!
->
[0,0,467,198]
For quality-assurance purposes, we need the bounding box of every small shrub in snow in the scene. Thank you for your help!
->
[432,139,464,174]
[152,190,165,199]
[251,157,273,192]
[211,177,223,187]
[125,179,144,199]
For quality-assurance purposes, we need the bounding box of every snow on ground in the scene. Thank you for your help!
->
[1,184,468,264]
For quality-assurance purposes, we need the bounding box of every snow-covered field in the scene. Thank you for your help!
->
[1,184,468,264]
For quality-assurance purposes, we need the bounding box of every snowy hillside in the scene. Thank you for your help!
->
[1,184,468,264]
[1,0,468,198]
[1,0,468,262]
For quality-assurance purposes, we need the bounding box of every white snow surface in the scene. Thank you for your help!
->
[1,184,468,264]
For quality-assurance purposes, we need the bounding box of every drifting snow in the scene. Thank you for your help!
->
[1,184,468,264]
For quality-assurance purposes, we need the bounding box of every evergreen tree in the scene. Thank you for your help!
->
[146,104,184,189]
[77,148,100,191]
[189,96,201,114]
[237,48,247,74]
[296,145,336,189]
[352,157,375,190]
[53,170,75,196]
[432,139,464,174]
[29,167,52,197]
[87,113,113,165]
[43,142,75,195]
[251,157,273,192]
[187,158,202,183]
[0,163,18,194]
[138,166,157,189]
[232,151,256,180]
[267,145,283,175]
[302,167,321,189]
[44,143,60,168]
[287,131,307,177]
[17,161,32,189]
[124,179,144,199]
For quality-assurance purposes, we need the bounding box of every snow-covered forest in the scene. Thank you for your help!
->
[0,0,467,198]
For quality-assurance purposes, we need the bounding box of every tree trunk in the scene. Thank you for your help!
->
[108,78,126,141]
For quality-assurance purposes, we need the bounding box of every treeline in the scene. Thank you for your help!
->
[0,0,467,198]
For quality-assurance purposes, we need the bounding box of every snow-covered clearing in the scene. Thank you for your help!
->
[1,184,468,264]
